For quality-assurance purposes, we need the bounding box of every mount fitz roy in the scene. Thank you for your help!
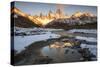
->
[11,7,97,29]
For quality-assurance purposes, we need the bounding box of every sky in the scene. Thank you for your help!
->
[14,1,97,16]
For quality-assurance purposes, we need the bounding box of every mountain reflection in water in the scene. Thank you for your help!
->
[41,44,82,63]
[13,29,97,65]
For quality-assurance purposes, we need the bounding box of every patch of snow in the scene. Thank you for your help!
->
[80,44,97,56]
[75,36,97,42]
[68,29,97,34]
[14,27,63,33]
[14,32,60,53]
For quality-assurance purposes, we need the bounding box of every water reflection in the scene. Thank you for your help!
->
[48,42,72,48]
[14,33,97,65]
[41,41,82,63]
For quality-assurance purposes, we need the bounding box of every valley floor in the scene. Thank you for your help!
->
[12,28,97,65]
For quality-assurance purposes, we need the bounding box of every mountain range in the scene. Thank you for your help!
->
[11,7,97,29]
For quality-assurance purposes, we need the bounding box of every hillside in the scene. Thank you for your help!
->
[11,7,40,28]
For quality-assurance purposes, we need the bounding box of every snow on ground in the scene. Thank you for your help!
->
[75,35,97,56]
[68,29,97,34]
[80,44,97,56]
[76,36,97,56]
[14,27,63,33]
[75,36,97,42]
[14,32,61,53]
[70,29,97,56]
[14,28,97,57]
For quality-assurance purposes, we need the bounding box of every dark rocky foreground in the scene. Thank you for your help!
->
[11,36,96,66]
